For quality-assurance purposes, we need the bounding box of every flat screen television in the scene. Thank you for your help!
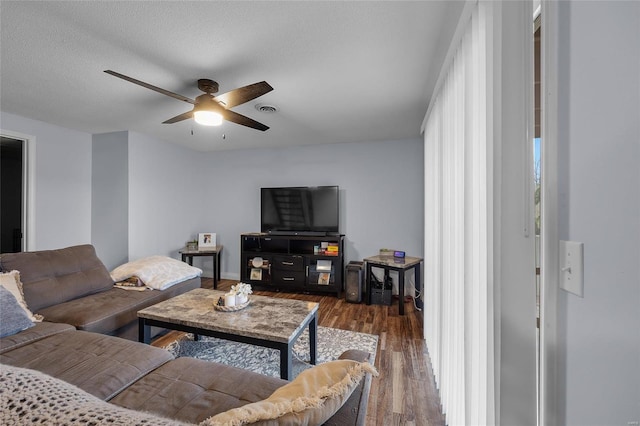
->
[261,186,339,235]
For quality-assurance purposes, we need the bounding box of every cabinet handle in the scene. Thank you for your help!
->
[306,266,309,276]
[282,261,294,266]
[283,277,295,281]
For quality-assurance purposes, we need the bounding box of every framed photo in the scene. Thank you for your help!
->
[318,272,330,285]
[250,268,262,280]
[198,232,217,248]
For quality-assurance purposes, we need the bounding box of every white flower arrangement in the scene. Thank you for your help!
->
[230,282,253,297]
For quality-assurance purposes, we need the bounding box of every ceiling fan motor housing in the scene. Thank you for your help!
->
[198,79,219,94]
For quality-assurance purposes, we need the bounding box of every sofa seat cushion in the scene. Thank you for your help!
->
[110,357,287,424]
[0,365,192,426]
[0,244,114,312]
[38,277,200,335]
[0,322,75,355]
[0,329,173,400]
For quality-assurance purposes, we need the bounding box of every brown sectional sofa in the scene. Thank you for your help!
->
[0,244,200,340]
[0,321,373,425]
[0,245,374,424]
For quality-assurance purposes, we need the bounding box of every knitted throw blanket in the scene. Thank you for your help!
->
[0,364,192,425]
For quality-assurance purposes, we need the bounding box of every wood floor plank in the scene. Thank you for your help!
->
[151,278,445,426]
[392,351,405,414]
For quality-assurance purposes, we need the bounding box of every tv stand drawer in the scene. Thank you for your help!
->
[273,270,306,285]
[273,255,304,271]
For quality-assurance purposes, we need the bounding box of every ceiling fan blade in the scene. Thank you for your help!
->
[215,81,273,108]
[163,110,193,124]
[104,70,195,105]
[221,109,270,131]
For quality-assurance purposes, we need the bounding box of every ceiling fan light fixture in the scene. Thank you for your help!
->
[194,110,223,126]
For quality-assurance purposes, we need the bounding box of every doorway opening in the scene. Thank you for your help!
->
[0,136,27,253]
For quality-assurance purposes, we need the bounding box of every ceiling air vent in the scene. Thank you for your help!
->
[255,103,279,113]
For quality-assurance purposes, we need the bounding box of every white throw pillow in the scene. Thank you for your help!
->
[0,270,42,322]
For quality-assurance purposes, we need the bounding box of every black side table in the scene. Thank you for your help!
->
[179,245,223,289]
[364,255,423,315]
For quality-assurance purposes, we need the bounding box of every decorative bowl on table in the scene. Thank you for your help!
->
[214,297,250,312]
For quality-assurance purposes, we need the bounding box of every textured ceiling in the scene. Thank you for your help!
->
[0,1,464,152]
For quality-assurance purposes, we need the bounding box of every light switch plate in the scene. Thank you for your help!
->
[559,240,584,297]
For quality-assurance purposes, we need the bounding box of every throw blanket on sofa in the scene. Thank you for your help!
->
[111,256,202,291]
[0,364,192,425]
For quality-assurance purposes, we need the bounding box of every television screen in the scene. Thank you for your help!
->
[261,186,339,235]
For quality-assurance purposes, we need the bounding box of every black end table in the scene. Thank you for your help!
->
[364,255,423,315]
[179,245,223,289]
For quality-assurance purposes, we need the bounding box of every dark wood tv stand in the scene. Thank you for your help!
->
[240,233,345,297]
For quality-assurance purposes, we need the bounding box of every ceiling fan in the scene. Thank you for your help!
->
[104,70,273,131]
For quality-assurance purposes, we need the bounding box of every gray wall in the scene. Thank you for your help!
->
[92,131,129,269]
[121,132,424,288]
[557,2,640,424]
[1,110,424,294]
[1,111,92,250]
[127,131,209,263]
[199,138,424,285]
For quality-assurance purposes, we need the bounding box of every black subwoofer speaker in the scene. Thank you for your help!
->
[345,261,364,303]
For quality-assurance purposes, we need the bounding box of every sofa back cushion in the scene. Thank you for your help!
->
[0,245,114,313]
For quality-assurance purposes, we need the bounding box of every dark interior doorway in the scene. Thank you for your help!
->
[1,136,24,253]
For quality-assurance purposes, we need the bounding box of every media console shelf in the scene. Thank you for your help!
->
[240,233,345,297]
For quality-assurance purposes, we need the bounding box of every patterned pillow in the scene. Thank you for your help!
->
[202,359,378,426]
[0,270,42,322]
[0,286,34,338]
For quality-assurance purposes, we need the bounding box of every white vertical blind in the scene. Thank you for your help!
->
[423,2,495,425]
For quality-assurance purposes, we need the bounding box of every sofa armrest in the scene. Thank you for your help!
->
[323,349,374,426]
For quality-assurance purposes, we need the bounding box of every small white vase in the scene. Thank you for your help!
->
[236,294,248,305]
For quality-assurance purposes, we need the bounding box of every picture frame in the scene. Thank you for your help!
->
[198,232,217,248]
[318,272,331,285]
[250,268,262,280]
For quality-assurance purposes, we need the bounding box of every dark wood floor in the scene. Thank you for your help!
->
[152,278,445,426]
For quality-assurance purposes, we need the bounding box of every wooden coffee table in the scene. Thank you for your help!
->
[137,288,318,380]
